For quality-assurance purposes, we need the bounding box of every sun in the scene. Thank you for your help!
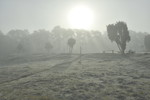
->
[68,5,94,29]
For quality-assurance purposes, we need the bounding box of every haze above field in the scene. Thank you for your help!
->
[0,0,150,33]
[1,1,150,99]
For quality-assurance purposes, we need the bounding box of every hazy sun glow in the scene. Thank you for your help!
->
[68,5,94,29]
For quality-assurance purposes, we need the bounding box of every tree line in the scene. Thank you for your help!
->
[0,23,149,58]
[0,26,104,57]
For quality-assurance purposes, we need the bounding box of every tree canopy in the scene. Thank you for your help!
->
[67,38,76,54]
[107,21,130,54]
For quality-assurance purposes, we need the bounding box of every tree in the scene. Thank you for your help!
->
[31,29,51,53]
[67,38,76,54]
[144,35,150,51]
[7,29,29,42]
[17,43,24,53]
[0,31,5,55]
[51,26,66,53]
[107,21,130,54]
[45,42,53,53]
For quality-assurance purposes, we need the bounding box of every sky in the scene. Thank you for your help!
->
[0,0,150,33]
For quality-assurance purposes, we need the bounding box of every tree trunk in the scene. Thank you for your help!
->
[116,43,121,53]
[121,49,125,55]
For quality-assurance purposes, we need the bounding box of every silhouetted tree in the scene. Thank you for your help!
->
[144,35,150,51]
[67,38,76,54]
[107,21,130,54]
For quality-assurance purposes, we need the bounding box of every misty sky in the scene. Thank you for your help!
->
[0,0,150,33]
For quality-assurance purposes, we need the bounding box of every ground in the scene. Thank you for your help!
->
[0,53,150,100]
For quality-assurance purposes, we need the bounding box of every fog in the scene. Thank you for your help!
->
[0,0,150,33]
[0,27,148,59]
[0,1,150,100]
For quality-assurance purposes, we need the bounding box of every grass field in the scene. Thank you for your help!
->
[0,53,150,100]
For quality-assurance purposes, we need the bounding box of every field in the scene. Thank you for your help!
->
[0,53,150,100]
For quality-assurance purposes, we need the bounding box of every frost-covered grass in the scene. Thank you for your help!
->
[0,53,150,100]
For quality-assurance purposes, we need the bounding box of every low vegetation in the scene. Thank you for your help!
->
[0,53,150,100]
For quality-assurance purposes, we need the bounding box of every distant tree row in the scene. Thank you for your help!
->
[0,29,53,57]
[0,24,149,58]
[0,27,103,57]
